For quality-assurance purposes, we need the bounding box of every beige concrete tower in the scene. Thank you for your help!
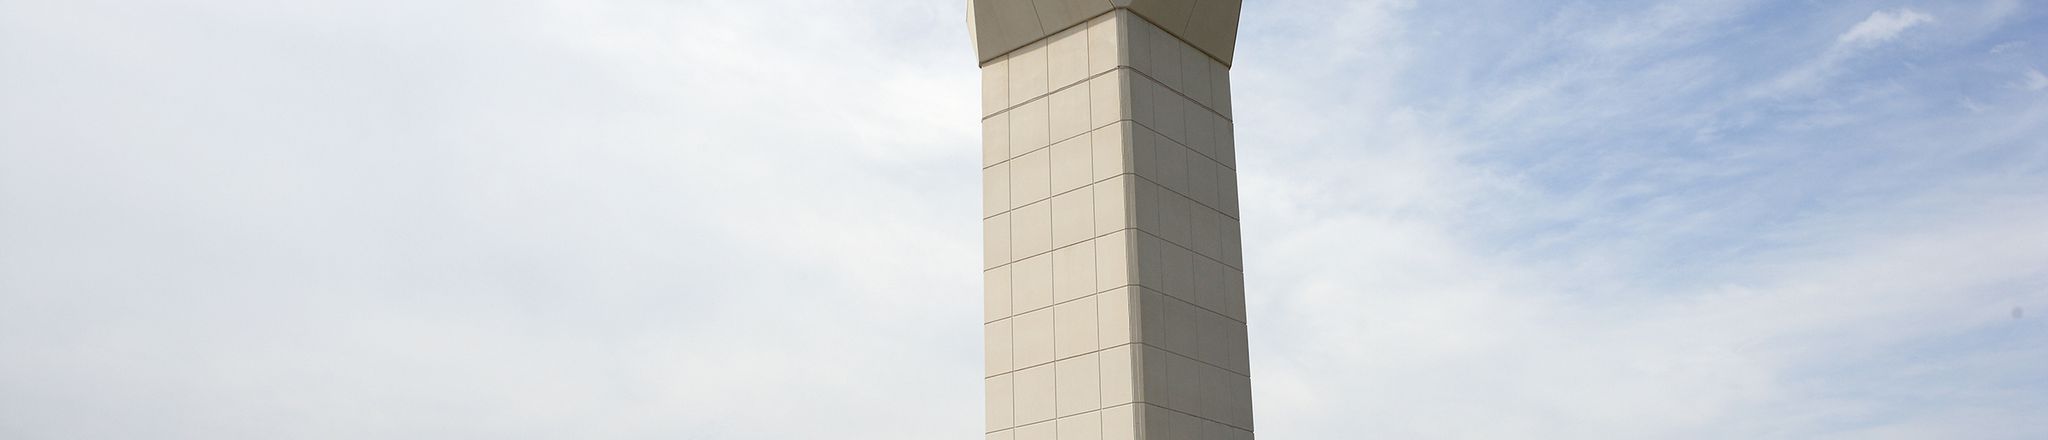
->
[972,2,1250,439]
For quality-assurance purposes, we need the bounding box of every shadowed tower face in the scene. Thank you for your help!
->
[971,2,1251,439]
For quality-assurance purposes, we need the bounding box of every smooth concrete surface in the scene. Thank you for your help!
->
[978,5,1252,440]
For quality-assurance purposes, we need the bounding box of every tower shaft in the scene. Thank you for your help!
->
[974,3,1251,439]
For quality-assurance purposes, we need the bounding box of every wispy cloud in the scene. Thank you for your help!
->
[1241,0,2048,438]
[1838,8,1935,45]
[2027,68,2048,91]
[1748,7,1950,100]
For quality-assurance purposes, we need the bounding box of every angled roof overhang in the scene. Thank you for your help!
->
[968,0,1241,65]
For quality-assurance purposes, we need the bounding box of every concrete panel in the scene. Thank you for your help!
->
[1055,353,1103,416]
[986,265,1012,321]
[1012,147,1051,208]
[1015,364,1057,425]
[1094,230,1134,291]
[1048,25,1091,90]
[1050,85,1093,143]
[1017,421,1055,440]
[1013,199,1053,259]
[1010,41,1050,107]
[988,374,1014,430]
[1089,72,1130,129]
[1098,344,1137,405]
[985,161,1011,217]
[1051,134,1094,195]
[983,57,1010,116]
[1054,295,1099,357]
[986,319,1014,376]
[1051,187,1095,248]
[1093,175,1132,236]
[1015,307,1055,368]
[1013,253,1054,313]
[984,112,1010,166]
[1052,239,1097,303]
[1010,99,1051,159]
[985,213,1010,269]
[1098,288,1138,348]
[1087,12,1127,75]
[1058,411,1104,440]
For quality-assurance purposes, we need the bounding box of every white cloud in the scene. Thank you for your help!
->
[0,0,982,438]
[1988,40,2025,54]
[1838,8,1935,45]
[1749,7,1951,99]
[2027,68,2048,91]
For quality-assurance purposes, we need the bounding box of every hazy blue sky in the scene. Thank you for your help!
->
[2,0,2044,439]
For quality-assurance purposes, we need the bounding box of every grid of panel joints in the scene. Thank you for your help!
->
[982,9,1252,440]
[982,10,1144,440]
[1103,9,1254,438]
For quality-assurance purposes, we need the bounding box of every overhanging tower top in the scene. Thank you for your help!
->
[968,0,1242,65]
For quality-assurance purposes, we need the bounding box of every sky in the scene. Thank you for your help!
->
[1,0,2044,439]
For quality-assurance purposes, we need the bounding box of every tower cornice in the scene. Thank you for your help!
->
[969,0,1241,66]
